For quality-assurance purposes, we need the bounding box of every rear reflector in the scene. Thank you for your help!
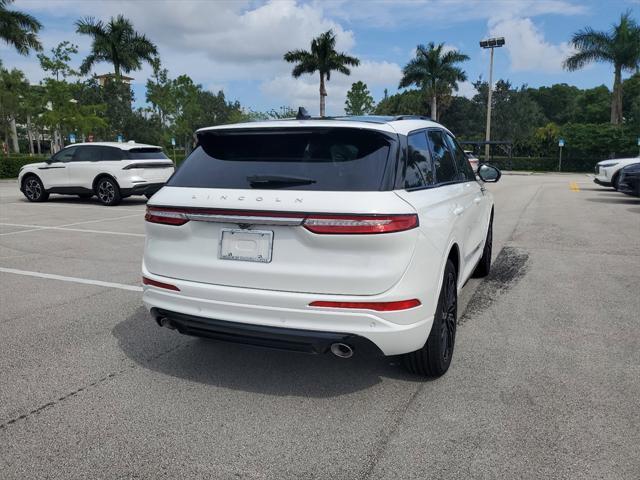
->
[303,214,418,234]
[145,206,418,234]
[309,299,421,311]
[142,276,180,291]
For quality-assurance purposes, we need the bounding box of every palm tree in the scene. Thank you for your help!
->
[0,0,42,55]
[564,11,640,125]
[399,42,469,120]
[284,30,360,117]
[75,15,158,81]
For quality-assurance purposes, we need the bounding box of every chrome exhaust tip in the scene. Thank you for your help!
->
[330,343,354,359]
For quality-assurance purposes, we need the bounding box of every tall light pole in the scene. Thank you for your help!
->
[479,37,505,162]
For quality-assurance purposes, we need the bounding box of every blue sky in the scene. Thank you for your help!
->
[2,0,639,115]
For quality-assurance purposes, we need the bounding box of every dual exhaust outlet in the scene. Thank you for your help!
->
[156,314,354,359]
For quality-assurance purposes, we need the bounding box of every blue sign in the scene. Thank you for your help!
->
[69,133,76,144]
[117,134,123,143]
[171,137,176,147]
[558,138,565,147]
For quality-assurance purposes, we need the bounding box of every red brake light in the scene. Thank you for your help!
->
[303,214,418,234]
[142,276,180,291]
[309,299,421,311]
[145,207,189,226]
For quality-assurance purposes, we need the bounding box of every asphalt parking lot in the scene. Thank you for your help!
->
[1,174,639,479]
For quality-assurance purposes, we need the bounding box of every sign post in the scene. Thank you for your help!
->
[69,133,76,144]
[558,138,565,172]
[117,134,123,143]
[171,137,176,163]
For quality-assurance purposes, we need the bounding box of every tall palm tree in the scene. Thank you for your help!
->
[564,11,640,125]
[399,42,469,120]
[0,0,42,55]
[284,30,359,117]
[75,15,158,81]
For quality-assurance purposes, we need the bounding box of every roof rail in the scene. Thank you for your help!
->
[392,115,432,121]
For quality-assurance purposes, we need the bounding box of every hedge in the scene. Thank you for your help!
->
[0,154,49,179]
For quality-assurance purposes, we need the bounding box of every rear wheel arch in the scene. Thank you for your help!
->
[447,243,460,280]
[92,173,119,192]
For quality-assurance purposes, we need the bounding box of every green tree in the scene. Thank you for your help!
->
[528,84,581,125]
[37,41,79,81]
[284,30,360,117]
[0,0,42,56]
[399,42,469,120]
[374,89,426,116]
[564,11,640,124]
[345,81,374,115]
[75,14,158,81]
[0,66,28,152]
[573,85,611,123]
[145,58,174,126]
[622,73,640,127]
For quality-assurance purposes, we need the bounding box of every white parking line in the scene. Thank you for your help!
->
[0,213,144,237]
[1,201,145,212]
[0,267,143,292]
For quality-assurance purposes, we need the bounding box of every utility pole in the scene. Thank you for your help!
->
[480,37,505,163]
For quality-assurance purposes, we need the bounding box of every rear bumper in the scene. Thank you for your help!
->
[142,264,433,356]
[121,182,165,197]
[150,308,383,355]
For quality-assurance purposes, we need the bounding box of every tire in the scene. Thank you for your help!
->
[78,193,93,200]
[472,214,493,278]
[402,259,457,377]
[22,175,49,202]
[612,173,620,191]
[95,177,122,206]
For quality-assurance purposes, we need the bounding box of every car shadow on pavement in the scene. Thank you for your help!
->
[585,197,640,205]
[14,196,148,206]
[112,307,423,398]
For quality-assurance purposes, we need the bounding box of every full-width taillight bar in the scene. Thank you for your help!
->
[145,206,418,234]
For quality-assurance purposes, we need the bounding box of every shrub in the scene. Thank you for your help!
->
[0,154,48,179]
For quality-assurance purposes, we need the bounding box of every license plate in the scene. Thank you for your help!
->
[219,229,273,263]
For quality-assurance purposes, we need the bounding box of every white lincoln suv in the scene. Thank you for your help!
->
[19,142,175,205]
[142,116,500,377]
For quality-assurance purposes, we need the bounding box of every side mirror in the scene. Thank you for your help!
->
[478,163,501,183]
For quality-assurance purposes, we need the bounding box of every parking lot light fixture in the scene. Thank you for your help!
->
[479,37,505,162]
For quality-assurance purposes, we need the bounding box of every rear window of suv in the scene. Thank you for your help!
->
[167,127,397,191]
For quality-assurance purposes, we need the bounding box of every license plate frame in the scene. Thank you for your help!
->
[219,229,273,263]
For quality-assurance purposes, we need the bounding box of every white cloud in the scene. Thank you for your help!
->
[488,17,576,73]
[321,0,587,28]
[456,80,477,99]
[261,61,403,115]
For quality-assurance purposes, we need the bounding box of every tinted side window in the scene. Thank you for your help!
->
[445,133,475,181]
[53,146,78,162]
[73,146,101,162]
[126,148,168,159]
[427,130,457,184]
[99,146,124,161]
[405,131,434,189]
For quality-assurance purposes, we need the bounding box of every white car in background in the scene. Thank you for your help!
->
[594,156,640,190]
[142,115,501,377]
[19,142,175,205]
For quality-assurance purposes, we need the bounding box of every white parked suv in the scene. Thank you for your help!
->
[594,156,640,190]
[142,116,501,377]
[19,142,175,205]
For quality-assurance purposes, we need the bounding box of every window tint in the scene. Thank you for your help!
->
[99,146,124,161]
[445,133,475,181]
[405,131,434,189]
[52,146,78,162]
[73,146,101,162]
[168,128,395,191]
[126,148,168,160]
[427,130,457,184]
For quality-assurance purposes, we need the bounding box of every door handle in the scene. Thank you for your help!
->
[473,197,482,204]
[453,206,464,216]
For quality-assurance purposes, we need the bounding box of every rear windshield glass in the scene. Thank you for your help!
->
[126,148,168,159]
[167,127,396,191]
